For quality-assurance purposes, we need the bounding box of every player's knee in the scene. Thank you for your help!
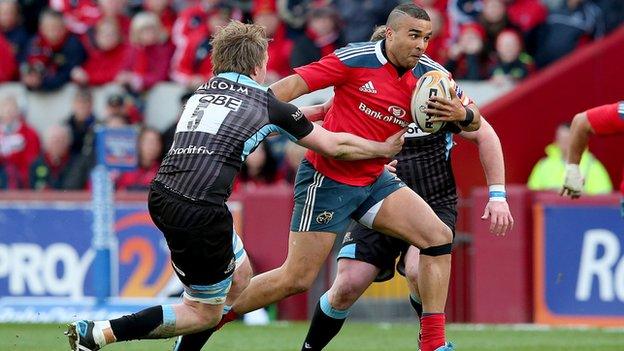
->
[330,284,359,310]
[232,260,252,292]
[420,224,453,256]
[404,264,419,285]
[287,275,315,295]
[193,307,222,329]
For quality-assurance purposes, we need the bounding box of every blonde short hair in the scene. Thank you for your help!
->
[370,25,387,41]
[129,12,166,45]
[210,20,268,77]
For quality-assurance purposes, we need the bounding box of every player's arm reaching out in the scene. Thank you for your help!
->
[268,93,404,161]
[299,124,406,160]
[460,117,514,235]
[561,112,593,198]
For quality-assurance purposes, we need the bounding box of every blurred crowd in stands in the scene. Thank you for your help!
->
[0,0,623,191]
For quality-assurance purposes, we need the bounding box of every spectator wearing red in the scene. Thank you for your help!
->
[505,0,548,55]
[29,124,77,190]
[290,6,343,68]
[22,9,87,91]
[49,0,100,34]
[0,33,17,82]
[446,22,487,80]
[116,128,162,191]
[116,12,174,93]
[97,0,132,37]
[170,6,231,88]
[0,94,41,189]
[72,17,129,86]
[143,0,177,36]
[0,0,30,62]
[171,0,241,47]
[253,1,293,83]
[489,29,534,86]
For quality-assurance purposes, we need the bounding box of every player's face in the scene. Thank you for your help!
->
[387,17,432,70]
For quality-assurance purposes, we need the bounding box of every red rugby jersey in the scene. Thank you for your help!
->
[586,101,624,194]
[294,40,471,186]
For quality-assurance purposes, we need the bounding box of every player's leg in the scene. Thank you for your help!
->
[401,206,457,321]
[227,160,368,319]
[172,232,252,351]
[231,230,335,314]
[403,246,423,318]
[65,186,238,351]
[302,223,401,350]
[302,261,379,350]
[357,175,453,351]
[67,280,229,351]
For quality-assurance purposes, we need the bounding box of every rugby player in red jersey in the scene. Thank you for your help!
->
[562,102,624,206]
[193,4,484,351]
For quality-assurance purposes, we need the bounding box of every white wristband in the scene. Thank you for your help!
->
[489,184,506,202]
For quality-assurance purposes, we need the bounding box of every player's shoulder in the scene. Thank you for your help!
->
[334,41,384,69]
[412,54,451,78]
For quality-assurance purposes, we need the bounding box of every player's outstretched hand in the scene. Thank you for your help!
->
[560,164,584,199]
[385,159,398,175]
[481,200,514,236]
[383,128,406,158]
[425,87,466,123]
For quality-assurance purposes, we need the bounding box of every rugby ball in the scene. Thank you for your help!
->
[411,71,452,133]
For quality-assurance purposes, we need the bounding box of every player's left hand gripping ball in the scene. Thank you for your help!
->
[426,85,466,124]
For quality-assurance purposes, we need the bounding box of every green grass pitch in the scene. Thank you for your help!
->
[2,322,623,350]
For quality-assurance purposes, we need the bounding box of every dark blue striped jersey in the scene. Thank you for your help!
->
[154,72,314,204]
[396,54,472,207]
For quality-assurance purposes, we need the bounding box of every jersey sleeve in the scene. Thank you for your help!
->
[448,75,473,107]
[586,102,624,135]
[293,53,349,91]
[267,91,314,141]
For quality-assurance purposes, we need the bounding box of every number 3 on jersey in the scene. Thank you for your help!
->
[176,93,244,134]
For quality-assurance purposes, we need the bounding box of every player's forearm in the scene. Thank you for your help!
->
[332,133,392,160]
[567,113,593,165]
[269,74,310,102]
[470,120,505,185]
[301,104,326,122]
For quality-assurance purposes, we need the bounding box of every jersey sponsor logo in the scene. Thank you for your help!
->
[405,122,430,138]
[291,109,304,121]
[204,80,249,95]
[342,231,353,244]
[168,144,215,156]
[316,211,334,225]
[359,81,377,94]
[358,102,410,128]
[388,105,406,118]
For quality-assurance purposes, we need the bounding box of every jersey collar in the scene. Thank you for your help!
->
[215,72,268,92]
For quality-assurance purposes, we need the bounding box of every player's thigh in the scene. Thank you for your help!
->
[372,187,452,248]
[282,230,336,290]
[149,189,235,304]
[339,221,404,283]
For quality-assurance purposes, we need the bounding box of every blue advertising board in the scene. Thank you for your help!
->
[534,204,624,326]
[0,201,178,322]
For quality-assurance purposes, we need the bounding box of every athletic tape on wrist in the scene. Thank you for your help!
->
[489,184,506,202]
